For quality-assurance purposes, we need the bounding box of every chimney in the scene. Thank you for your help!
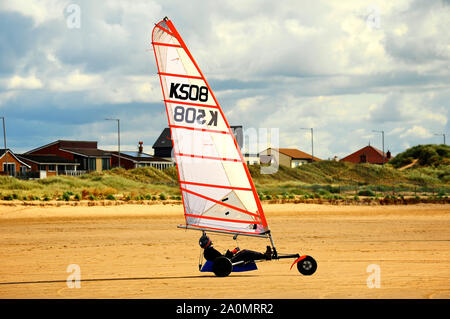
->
[386,150,391,159]
[138,141,143,153]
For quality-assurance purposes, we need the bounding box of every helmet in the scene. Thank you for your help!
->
[199,234,211,248]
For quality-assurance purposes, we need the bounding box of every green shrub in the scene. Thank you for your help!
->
[62,192,71,201]
[106,194,116,200]
[358,189,375,197]
[74,193,81,201]
[159,193,167,200]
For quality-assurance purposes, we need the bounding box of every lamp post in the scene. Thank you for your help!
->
[301,127,314,162]
[0,117,7,175]
[105,118,121,168]
[434,133,446,145]
[372,130,385,165]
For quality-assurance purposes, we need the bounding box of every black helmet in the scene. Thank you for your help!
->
[199,234,211,248]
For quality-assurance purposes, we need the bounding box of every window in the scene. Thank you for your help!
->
[20,166,27,173]
[360,154,367,163]
[88,158,96,171]
[38,165,46,171]
[48,165,56,171]
[102,158,110,170]
[3,163,16,176]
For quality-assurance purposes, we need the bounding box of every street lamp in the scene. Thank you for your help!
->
[105,118,121,168]
[300,127,314,162]
[372,130,385,165]
[0,117,7,175]
[434,133,446,145]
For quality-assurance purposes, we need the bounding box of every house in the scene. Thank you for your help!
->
[24,140,111,174]
[243,153,260,165]
[110,141,174,170]
[152,126,244,162]
[0,149,31,176]
[17,154,80,178]
[152,128,173,160]
[340,145,391,164]
[259,148,321,168]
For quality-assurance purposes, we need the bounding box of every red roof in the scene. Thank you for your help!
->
[277,148,321,161]
[340,145,390,164]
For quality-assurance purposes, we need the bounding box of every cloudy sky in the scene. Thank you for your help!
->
[0,0,448,159]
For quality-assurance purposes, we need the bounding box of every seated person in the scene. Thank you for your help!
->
[199,234,272,264]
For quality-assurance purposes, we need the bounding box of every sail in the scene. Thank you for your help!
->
[151,17,269,236]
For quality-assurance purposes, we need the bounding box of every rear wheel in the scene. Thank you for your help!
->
[297,256,317,276]
[212,256,232,277]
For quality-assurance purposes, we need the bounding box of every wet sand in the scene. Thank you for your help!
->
[0,203,449,298]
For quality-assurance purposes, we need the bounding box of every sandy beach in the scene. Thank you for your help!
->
[0,203,449,299]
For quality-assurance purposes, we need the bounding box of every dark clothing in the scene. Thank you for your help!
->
[230,249,266,263]
[203,246,266,263]
[203,246,223,262]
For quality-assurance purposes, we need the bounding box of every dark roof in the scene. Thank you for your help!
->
[17,154,79,165]
[110,151,171,162]
[25,140,98,154]
[152,128,172,149]
[60,148,111,157]
[58,140,97,149]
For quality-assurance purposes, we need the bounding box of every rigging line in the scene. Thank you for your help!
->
[152,42,181,48]
[159,72,202,79]
[164,99,219,109]
[178,180,252,191]
[185,213,257,224]
[175,153,242,162]
[155,23,174,36]
[169,124,230,135]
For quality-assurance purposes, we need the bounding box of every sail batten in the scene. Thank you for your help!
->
[152,17,269,235]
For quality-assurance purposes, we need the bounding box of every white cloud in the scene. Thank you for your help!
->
[400,125,433,139]
[0,0,448,157]
[7,75,43,89]
[0,0,67,26]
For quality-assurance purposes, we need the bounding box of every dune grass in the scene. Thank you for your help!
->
[0,161,448,202]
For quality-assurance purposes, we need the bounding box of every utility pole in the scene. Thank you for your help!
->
[301,127,314,162]
[105,118,121,168]
[372,130,385,165]
[0,117,7,175]
[434,133,446,145]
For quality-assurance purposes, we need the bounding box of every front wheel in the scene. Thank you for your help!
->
[297,255,317,276]
[212,256,232,277]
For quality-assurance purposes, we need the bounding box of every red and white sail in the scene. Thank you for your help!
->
[151,17,269,236]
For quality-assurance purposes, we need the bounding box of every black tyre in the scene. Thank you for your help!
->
[212,256,232,277]
[297,255,317,276]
